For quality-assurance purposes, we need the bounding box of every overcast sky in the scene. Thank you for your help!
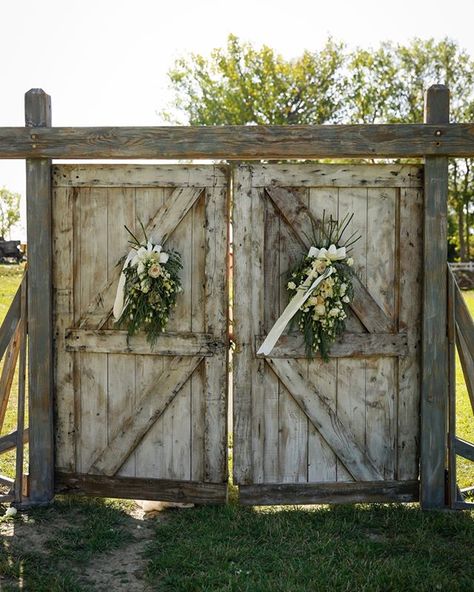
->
[2,0,474,238]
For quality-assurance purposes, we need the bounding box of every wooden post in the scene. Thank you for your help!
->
[421,85,450,509]
[25,89,54,504]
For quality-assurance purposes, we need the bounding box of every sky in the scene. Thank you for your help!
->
[2,0,474,239]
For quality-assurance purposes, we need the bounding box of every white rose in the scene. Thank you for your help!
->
[340,283,347,295]
[329,307,339,317]
[148,263,162,278]
[347,258,354,267]
[287,281,296,290]
[315,304,326,316]
[314,259,327,274]
[342,295,350,303]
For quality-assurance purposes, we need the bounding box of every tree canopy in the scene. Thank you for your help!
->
[164,35,474,259]
[0,187,21,240]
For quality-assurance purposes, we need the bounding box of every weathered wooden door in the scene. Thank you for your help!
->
[53,165,228,503]
[233,164,422,504]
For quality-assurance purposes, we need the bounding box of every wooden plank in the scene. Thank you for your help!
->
[0,325,20,431]
[255,333,408,358]
[77,186,203,329]
[25,88,54,504]
[454,281,474,356]
[268,358,383,481]
[456,329,474,415]
[0,429,29,454]
[448,268,457,507]
[397,187,423,481]
[90,356,203,476]
[251,164,423,188]
[239,480,419,505]
[265,186,393,333]
[65,329,225,356]
[420,84,449,510]
[232,166,254,484]
[454,437,474,462]
[3,123,474,159]
[53,185,75,471]
[0,475,14,487]
[14,276,27,503]
[55,472,227,504]
[0,283,20,361]
[53,164,229,187]
[203,184,228,483]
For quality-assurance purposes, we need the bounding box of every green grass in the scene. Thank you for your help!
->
[146,503,474,592]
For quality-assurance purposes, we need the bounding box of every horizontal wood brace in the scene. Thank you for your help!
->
[454,437,474,462]
[55,472,227,504]
[255,332,408,358]
[65,329,227,356]
[239,480,419,505]
[0,428,29,454]
[0,474,14,487]
[1,124,474,159]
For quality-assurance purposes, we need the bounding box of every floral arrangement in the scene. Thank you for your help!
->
[113,223,182,346]
[287,214,358,361]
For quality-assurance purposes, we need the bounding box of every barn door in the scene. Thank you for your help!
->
[233,164,423,504]
[53,165,228,504]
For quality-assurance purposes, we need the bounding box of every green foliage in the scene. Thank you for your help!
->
[0,187,21,239]
[165,36,474,257]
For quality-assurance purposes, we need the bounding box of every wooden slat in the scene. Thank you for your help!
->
[0,284,20,361]
[53,164,229,187]
[268,358,383,481]
[2,123,474,159]
[454,437,474,462]
[265,186,393,333]
[420,85,449,510]
[0,325,20,431]
[89,356,203,476]
[55,472,227,504]
[65,329,225,356]
[203,184,228,482]
[456,329,474,415]
[239,480,419,505]
[0,429,29,454]
[455,282,474,413]
[251,164,423,188]
[255,333,408,358]
[232,166,254,484]
[448,268,457,508]
[14,276,27,504]
[25,88,54,504]
[77,186,203,329]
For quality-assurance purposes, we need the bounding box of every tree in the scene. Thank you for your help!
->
[165,36,474,258]
[0,187,21,239]
[163,35,346,125]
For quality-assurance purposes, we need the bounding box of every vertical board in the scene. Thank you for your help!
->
[53,166,228,504]
[234,164,423,504]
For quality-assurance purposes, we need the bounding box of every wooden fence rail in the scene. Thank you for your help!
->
[0,271,28,505]
[448,267,474,510]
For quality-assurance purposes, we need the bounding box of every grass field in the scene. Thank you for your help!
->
[0,264,473,592]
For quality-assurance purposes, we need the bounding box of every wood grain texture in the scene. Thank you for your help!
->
[447,268,457,507]
[55,472,227,504]
[239,480,419,505]
[420,85,449,510]
[268,358,383,481]
[0,285,21,360]
[0,428,29,454]
[14,276,27,503]
[255,333,408,358]
[454,437,474,462]
[2,123,474,159]
[25,88,54,504]
[90,356,203,476]
[65,330,225,356]
[0,325,20,431]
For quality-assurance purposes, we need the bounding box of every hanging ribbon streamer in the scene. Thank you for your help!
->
[113,250,136,321]
[257,264,333,356]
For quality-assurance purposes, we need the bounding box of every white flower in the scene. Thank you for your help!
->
[314,259,327,274]
[148,263,162,278]
[287,281,296,290]
[140,280,150,293]
[347,257,354,267]
[342,295,350,303]
[4,507,17,518]
[159,251,169,264]
[329,307,340,317]
[315,304,326,316]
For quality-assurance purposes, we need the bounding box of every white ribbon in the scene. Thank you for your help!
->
[113,250,136,321]
[257,265,333,356]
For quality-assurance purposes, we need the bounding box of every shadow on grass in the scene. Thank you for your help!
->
[146,502,474,592]
[0,496,142,592]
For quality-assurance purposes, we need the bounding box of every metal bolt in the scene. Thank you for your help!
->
[32,144,37,149]
[435,130,442,136]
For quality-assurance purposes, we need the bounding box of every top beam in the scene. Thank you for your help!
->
[0,123,474,159]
